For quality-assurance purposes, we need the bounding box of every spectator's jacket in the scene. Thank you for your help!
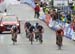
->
[61,17,67,23]
[71,22,75,31]
[34,5,40,12]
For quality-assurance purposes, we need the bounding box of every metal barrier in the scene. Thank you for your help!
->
[40,15,75,40]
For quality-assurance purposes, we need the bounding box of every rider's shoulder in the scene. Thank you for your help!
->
[38,25,43,28]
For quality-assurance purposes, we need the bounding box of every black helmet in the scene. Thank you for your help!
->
[36,23,39,25]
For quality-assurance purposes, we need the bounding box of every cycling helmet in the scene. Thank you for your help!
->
[36,23,39,26]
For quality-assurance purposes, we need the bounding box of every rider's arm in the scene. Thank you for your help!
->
[11,28,13,33]
[56,31,59,36]
[42,28,44,33]
[24,24,27,32]
[61,30,64,36]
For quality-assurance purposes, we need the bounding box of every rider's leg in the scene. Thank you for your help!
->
[35,35,39,41]
[39,34,43,44]
[29,33,34,44]
[30,35,33,45]
[58,36,62,50]
[26,30,28,38]
[56,35,59,45]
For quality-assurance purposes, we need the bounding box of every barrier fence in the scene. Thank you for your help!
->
[40,14,75,40]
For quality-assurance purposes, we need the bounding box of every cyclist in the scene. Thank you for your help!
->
[36,25,44,44]
[29,25,35,44]
[24,21,31,38]
[56,26,64,49]
[11,25,18,45]
[34,23,40,41]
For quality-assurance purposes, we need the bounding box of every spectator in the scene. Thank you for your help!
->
[34,4,40,18]
[71,19,75,41]
[66,13,72,23]
[61,15,67,23]
[50,9,58,27]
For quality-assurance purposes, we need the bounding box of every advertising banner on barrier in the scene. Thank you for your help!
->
[20,0,35,8]
[53,0,68,7]
[41,13,75,40]
[64,23,69,35]
[72,32,75,40]
[65,25,73,39]
[49,20,73,39]
[49,20,60,30]
[40,14,46,20]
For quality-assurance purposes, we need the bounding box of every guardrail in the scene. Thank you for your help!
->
[40,14,75,40]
